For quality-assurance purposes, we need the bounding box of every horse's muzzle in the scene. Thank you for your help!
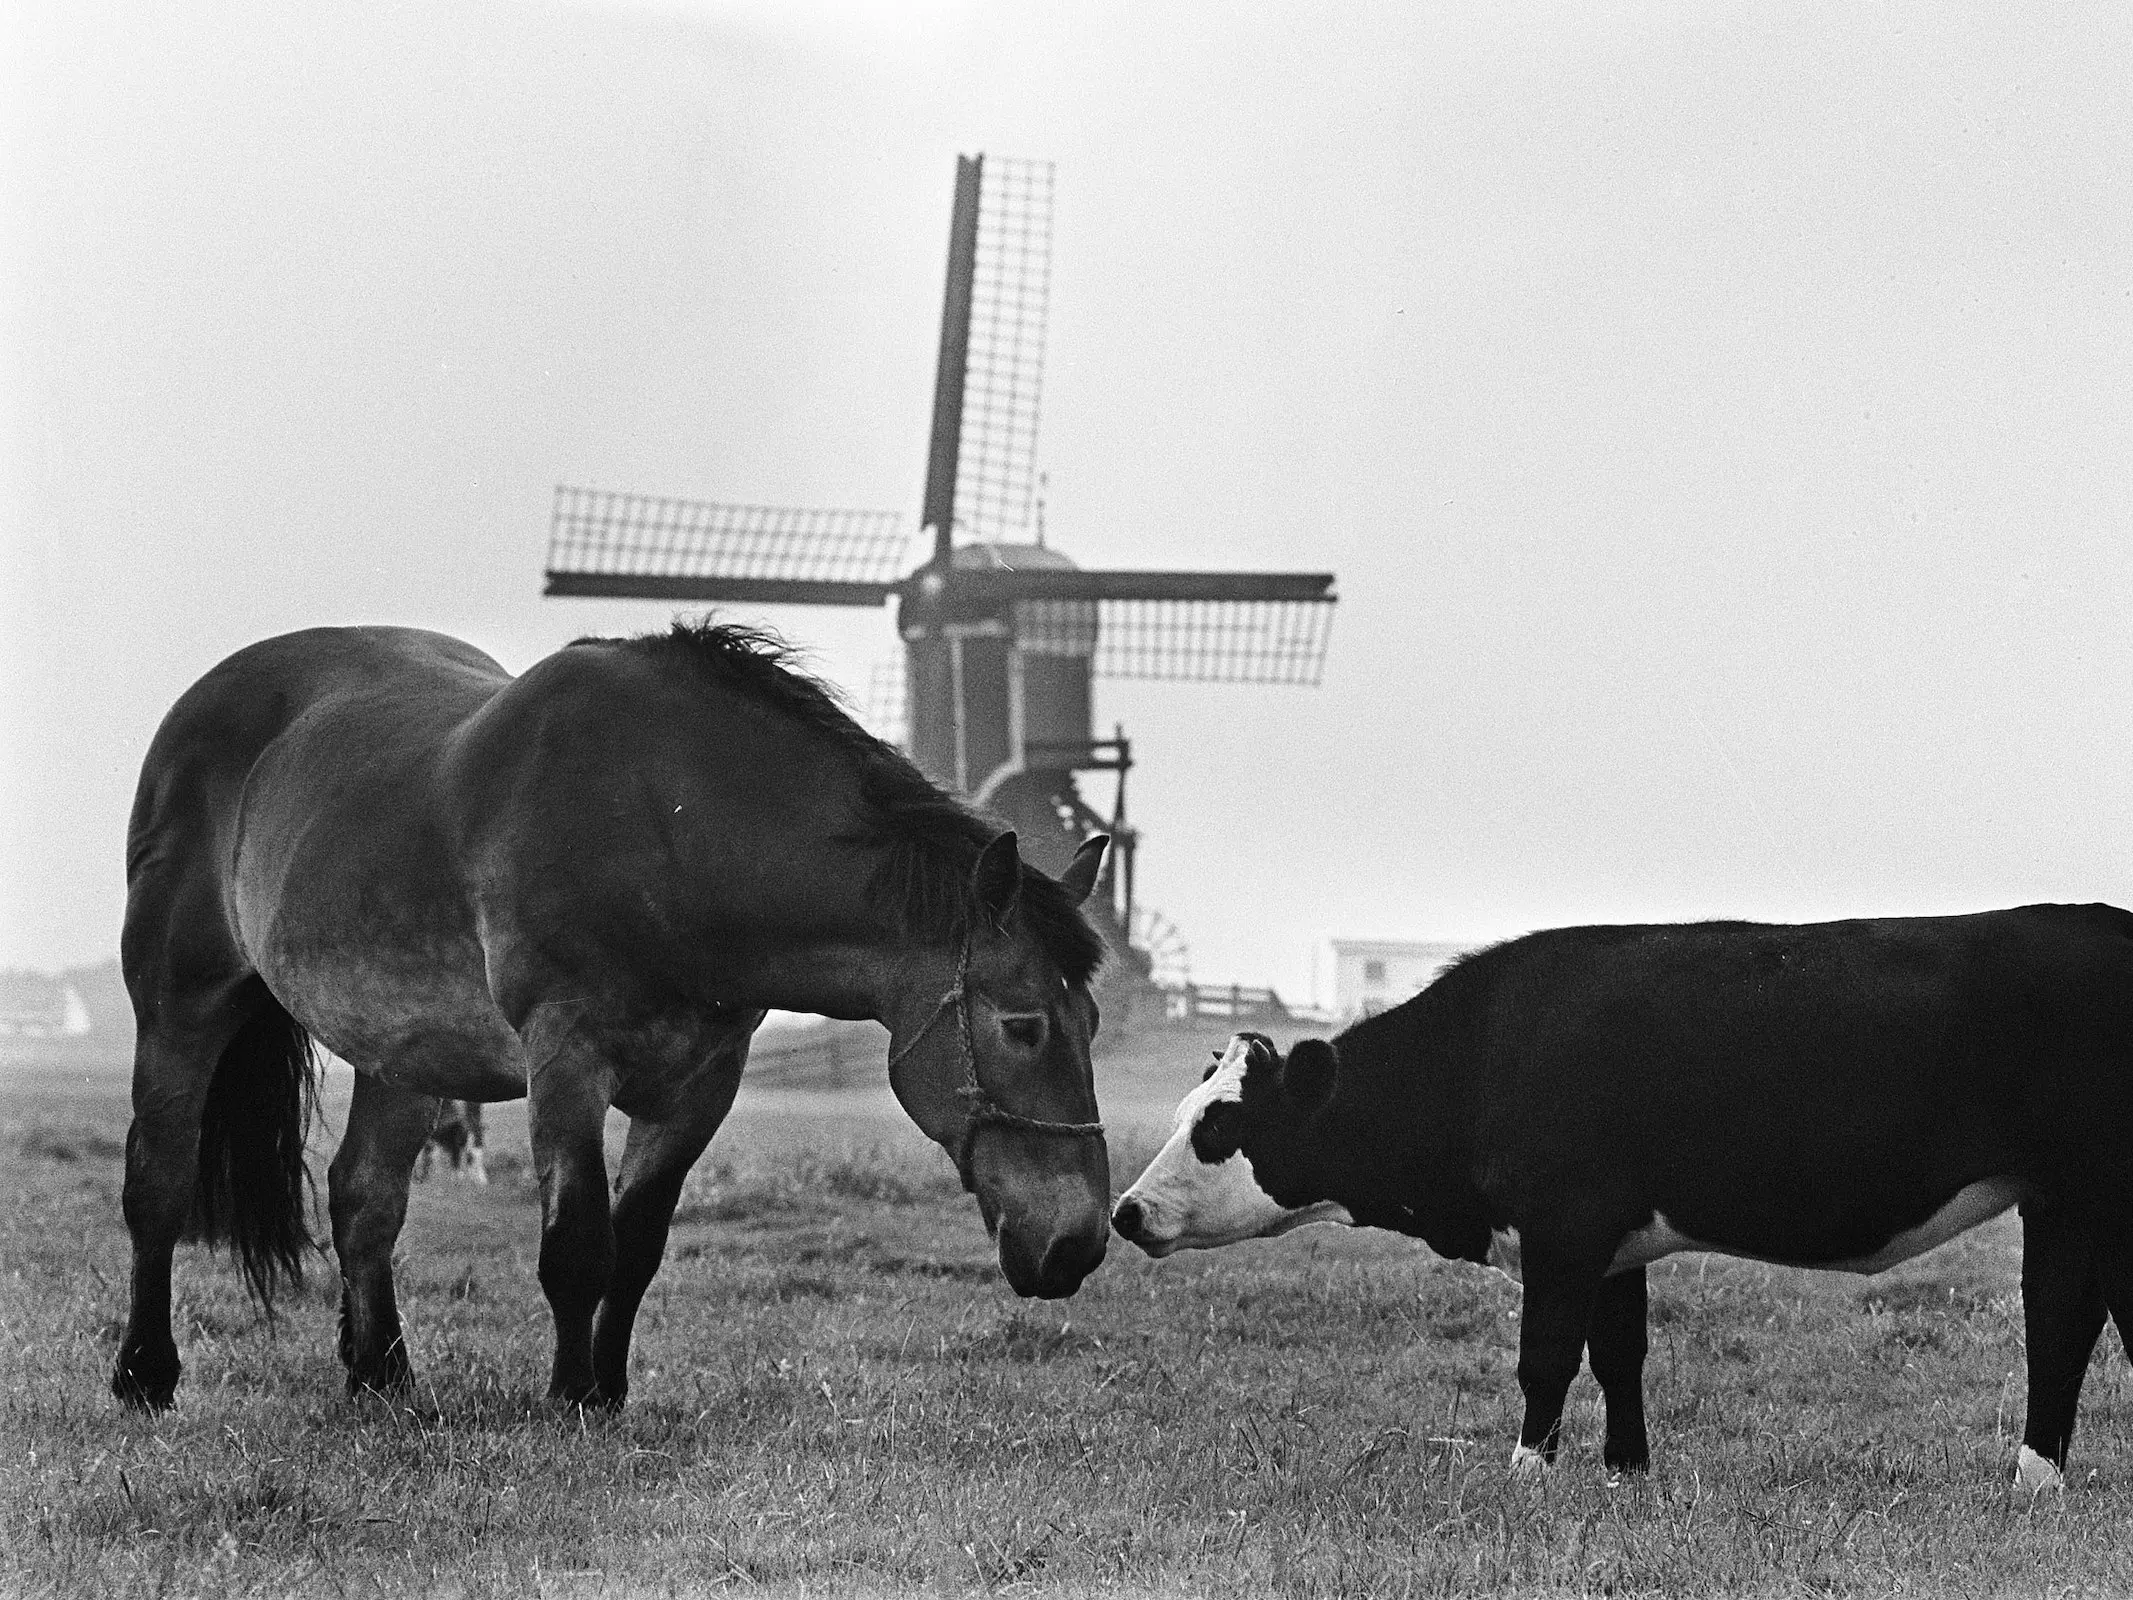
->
[997,1223,1108,1299]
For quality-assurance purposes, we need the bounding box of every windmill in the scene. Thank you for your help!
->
[543,154,1336,982]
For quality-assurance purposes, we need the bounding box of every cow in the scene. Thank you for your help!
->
[1112,906,2133,1490]
[412,1099,487,1184]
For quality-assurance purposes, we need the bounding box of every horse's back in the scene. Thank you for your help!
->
[136,626,505,801]
[131,627,505,880]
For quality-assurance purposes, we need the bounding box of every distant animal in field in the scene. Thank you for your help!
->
[114,622,1111,1413]
[413,1100,486,1185]
[1114,908,2133,1490]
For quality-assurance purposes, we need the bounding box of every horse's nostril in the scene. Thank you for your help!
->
[1112,1198,1144,1241]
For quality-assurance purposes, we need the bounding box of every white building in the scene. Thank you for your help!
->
[1328,939,1478,1020]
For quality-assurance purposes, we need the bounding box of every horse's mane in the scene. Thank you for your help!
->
[578,620,1107,985]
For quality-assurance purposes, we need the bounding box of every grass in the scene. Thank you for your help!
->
[8,1045,2133,1596]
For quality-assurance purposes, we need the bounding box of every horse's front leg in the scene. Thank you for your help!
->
[525,1012,620,1407]
[593,1021,760,1404]
[328,1072,442,1396]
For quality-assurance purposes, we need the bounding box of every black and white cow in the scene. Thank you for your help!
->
[412,1099,487,1185]
[1113,905,2133,1489]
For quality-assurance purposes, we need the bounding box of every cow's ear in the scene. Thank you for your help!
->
[1282,1038,1340,1118]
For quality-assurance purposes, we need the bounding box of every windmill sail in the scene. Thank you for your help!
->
[543,486,906,606]
[950,564,1340,685]
[957,157,1053,544]
[920,154,1054,561]
[1017,594,1337,685]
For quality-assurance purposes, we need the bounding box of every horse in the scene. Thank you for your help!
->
[113,622,1112,1411]
[412,1100,486,1184]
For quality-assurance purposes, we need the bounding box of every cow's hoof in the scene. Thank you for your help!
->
[1509,1443,1552,1476]
[2015,1445,2065,1494]
[1603,1451,1650,1482]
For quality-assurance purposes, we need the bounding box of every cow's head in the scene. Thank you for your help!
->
[1111,1032,1353,1256]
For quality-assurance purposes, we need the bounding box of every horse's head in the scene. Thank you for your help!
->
[887,831,1112,1299]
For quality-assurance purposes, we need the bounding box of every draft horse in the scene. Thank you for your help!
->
[114,622,1112,1410]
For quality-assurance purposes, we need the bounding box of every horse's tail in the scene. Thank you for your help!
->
[189,992,319,1312]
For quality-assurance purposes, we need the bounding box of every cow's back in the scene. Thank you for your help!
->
[1446,908,2133,1258]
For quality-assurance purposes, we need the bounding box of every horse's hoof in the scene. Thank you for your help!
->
[111,1371,177,1412]
[112,1350,180,1412]
[344,1357,415,1402]
[548,1382,622,1411]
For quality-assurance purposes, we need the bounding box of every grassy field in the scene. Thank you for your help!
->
[8,1031,2133,1597]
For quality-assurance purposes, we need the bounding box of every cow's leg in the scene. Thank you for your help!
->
[1587,1267,1650,1476]
[459,1101,488,1185]
[592,1017,759,1404]
[2018,1201,2106,1490]
[328,1071,441,1396]
[1512,1242,1608,1470]
[523,1009,619,1407]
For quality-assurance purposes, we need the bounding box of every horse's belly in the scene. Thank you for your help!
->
[1607,1176,2025,1276]
[274,953,527,1101]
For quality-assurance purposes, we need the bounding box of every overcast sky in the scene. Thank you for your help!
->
[3,0,2129,1005]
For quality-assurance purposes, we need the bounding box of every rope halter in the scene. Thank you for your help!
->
[885,940,1106,1190]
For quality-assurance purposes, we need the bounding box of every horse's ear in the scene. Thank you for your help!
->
[1057,834,1108,907]
[973,831,1023,926]
[1282,1038,1340,1119]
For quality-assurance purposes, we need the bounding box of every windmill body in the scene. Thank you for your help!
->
[545,154,1336,978]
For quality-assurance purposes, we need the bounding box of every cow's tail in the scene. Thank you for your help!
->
[188,993,320,1313]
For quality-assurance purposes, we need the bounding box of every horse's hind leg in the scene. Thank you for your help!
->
[520,1007,622,1406]
[112,846,264,1412]
[2018,1200,2108,1488]
[328,1071,440,1396]
[592,1022,759,1404]
[112,992,248,1409]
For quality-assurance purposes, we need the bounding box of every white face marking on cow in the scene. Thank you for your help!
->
[1114,1035,1353,1256]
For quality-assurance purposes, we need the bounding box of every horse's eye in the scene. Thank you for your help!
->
[1002,1016,1045,1049]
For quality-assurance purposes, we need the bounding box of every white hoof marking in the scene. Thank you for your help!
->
[1509,1443,1550,1475]
[2015,1445,2065,1494]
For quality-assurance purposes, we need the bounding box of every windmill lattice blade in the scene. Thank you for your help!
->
[957,158,1052,543]
[546,486,909,593]
[1018,597,1338,685]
